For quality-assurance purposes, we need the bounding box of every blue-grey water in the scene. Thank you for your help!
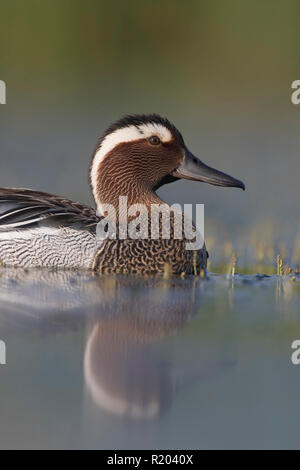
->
[0,268,299,449]
[1,0,300,450]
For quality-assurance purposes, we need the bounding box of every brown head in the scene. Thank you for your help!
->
[89,114,245,215]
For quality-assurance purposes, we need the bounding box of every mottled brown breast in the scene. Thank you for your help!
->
[92,237,208,275]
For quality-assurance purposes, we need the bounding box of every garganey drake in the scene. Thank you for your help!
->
[0,114,245,275]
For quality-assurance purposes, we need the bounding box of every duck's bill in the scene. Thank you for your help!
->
[173,149,245,190]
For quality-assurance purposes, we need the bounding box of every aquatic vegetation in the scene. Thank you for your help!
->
[230,253,237,278]
[163,262,172,280]
[206,217,300,278]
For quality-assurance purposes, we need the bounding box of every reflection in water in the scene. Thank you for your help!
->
[83,282,200,420]
[1,269,299,447]
[0,268,227,420]
[84,322,171,420]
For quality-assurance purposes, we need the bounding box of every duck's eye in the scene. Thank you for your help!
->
[149,135,161,145]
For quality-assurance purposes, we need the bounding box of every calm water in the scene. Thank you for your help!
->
[0,268,299,449]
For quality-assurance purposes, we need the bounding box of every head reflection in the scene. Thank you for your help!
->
[84,278,199,420]
[0,269,206,420]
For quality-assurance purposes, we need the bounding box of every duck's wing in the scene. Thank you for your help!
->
[0,188,100,233]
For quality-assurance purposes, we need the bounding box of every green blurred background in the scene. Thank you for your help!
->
[1,0,300,269]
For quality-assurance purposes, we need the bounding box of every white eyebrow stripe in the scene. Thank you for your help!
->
[90,123,172,204]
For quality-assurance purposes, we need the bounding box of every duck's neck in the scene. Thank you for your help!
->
[93,175,164,218]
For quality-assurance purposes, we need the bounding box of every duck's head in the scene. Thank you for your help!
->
[90,114,245,213]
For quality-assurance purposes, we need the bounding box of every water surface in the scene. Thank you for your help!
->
[0,268,299,449]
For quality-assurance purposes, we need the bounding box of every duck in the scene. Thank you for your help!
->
[0,114,245,275]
